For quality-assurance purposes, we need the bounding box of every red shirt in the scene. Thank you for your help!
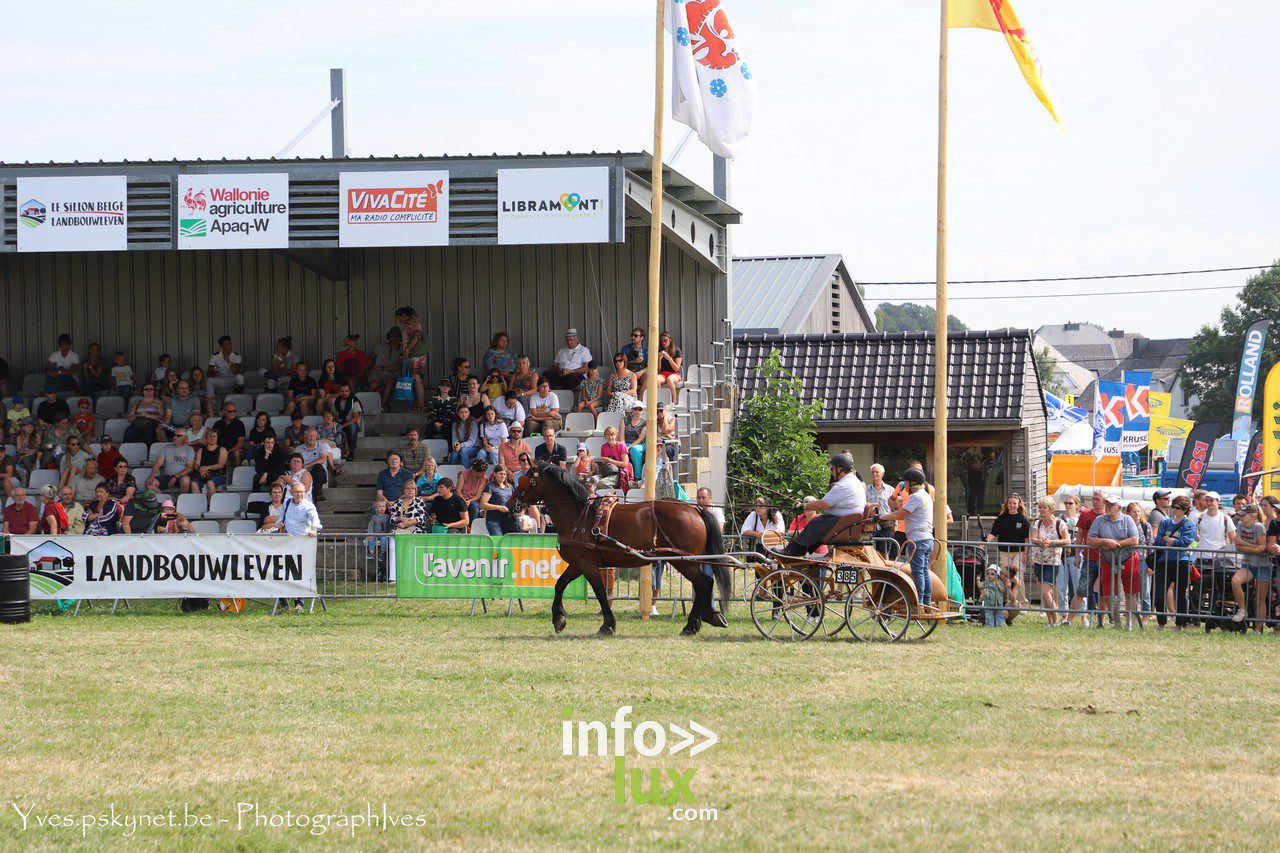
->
[1078,508,1101,562]
[3,501,39,535]
[74,413,95,436]
[788,514,828,556]
[335,349,371,382]
[98,448,124,474]
[41,501,68,534]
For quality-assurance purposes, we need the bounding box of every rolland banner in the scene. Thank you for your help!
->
[1264,362,1280,500]
[1232,319,1269,469]
[12,534,317,600]
[395,534,588,600]
[1173,421,1222,490]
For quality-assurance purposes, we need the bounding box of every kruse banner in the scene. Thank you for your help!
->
[177,173,290,250]
[16,175,127,253]
[339,170,450,248]
[1121,371,1151,452]
[13,534,317,600]
[497,167,611,246]
[1095,381,1126,457]
[395,534,588,600]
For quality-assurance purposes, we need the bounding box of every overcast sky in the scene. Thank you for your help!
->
[4,1,1275,338]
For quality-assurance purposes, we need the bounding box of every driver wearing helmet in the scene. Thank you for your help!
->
[781,454,867,556]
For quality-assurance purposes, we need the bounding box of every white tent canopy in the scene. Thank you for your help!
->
[1048,420,1095,455]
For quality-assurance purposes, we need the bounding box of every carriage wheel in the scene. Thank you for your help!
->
[904,617,939,641]
[844,576,912,642]
[820,574,850,636]
[750,568,824,641]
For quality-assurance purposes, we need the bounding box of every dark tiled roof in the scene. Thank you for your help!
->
[735,330,1037,425]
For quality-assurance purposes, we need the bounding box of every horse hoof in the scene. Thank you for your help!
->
[597,625,616,637]
[553,615,567,634]
[681,625,701,637]
[708,611,729,629]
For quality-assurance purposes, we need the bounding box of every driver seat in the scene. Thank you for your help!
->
[820,505,880,546]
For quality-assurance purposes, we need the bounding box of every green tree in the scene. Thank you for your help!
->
[874,302,968,333]
[1181,263,1280,425]
[728,350,830,527]
[1034,346,1070,397]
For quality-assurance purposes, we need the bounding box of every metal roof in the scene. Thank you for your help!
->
[731,254,874,333]
[734,329,1038,426]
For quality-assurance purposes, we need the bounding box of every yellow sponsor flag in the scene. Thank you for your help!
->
[1147,416,1194,453]
[1148,392,1172,419]
[1263,362,1280,499]
[948,0,1064,127]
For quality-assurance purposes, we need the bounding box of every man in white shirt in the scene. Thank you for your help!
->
[546,328,593,390]
[782,454,867,555]
[1196,491,1236,572]
[207,335,245,396]
[695,487,725,531]
[525,379,563,434]
[273,482,320,611]
[45,333,81,392]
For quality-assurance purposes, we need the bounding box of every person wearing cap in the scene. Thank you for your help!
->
[96,434,123,476]
[57,486,86,534]
[1153,495,1197,629]
[44,333,81,393]
[72,398,95,439]
[122,489,164,534]
[152,498,194,535]
[335,333,371,387]
[37,484,69,534]
[547,328,593,390]
[1229,503,1271,628]
[1148,490,1172,532]
[36,387,70,429]
[5,395,31,434]
[526,378,563,435]
[206,335,245,397]
[1086,494,1142,627]
[876,467,935,603]
[782,454,869,557]
[1195,491,1235,576]
[498,423,532,472]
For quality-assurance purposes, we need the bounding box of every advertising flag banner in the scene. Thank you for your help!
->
[1095,381,1126,457]
[339,170,449,248]
[1241,429,1264,497]
[16,176,127,253]
[177,173,289,250]
[1232,320,1269,468]
[395,534,589,600]
[497,167,610,245]
[1045,391,1088,434]
[1091,404,1105,461]
[1147,416,1194,453]
[12,534,317,600]
[1148,391,1173,419]
[666,0,757,159]
[947,0,1063,126]
[1264,362,1280,500]
[1121,371,1151,452]
[1173,421,1222,491]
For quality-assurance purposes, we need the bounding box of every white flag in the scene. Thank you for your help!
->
[667,0,757,159]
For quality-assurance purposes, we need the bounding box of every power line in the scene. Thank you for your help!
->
[871,283,1245,302]
[856,264,1272,287]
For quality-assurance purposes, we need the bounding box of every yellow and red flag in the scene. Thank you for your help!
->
[948,0,1064,127]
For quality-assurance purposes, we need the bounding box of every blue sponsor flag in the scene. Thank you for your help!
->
[1046,391,1088,434]
[1121,371,1151,452]
[1096,381,1126,457]
[1092,402,1106,461]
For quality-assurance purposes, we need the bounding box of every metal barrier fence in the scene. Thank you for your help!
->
[944,538,1280,633]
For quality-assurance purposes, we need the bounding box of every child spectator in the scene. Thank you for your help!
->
[6,395,32,433]
[284,411,307,449]
[111,351,136,399]
[73,398,95,439]
[152,353,171,385]
[1230,504,1271,630]
[481,368,506,404]
[366,497,393,581]
[979,564,1007,626]
[576,363,605,415]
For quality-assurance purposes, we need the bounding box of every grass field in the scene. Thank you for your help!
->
[2,597,1280,850]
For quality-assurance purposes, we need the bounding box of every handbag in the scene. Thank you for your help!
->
[393,361,415,402]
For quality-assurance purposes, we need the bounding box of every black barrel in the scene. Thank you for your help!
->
[0,553,31,624]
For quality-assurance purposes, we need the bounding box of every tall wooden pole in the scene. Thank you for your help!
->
[934,0,950,549]
[640,0,666,620]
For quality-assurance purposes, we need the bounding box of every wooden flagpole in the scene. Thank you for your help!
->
[640,0,667,620]
[934,0,950,550]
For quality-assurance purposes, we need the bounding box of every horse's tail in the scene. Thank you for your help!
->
[698,506,731,612]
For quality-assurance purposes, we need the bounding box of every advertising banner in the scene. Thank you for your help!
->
[339,170,449,248]
[1232,320,1269,469]
[1045,391,1088,435]
[1147,416,1194,453]
[1095,381,1126,457]
[12,534,316,600]
[1173,420,1222,490]
[497,167,610,245]
[394,534,588,600]
[1242,429,1264,497]
[1264,362,1280,500]
[177,173,289,249]
[1148,391,1173,419]
[16,176,127,253]
[1121,371,1151,452]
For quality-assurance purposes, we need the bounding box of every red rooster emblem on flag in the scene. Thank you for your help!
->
[685,0,740,70]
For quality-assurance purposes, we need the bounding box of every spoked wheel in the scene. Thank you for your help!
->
[904,617,939,641]
[820,574,850,636]
[750,568,824,641]
[845,575,913,642]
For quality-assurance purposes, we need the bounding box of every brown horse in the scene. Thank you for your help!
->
[513,463,730,636]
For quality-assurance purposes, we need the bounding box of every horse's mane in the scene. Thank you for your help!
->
[537,463,591,504]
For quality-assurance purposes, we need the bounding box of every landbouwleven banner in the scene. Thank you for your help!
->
[1173,420,1222,490]
[177,173,290,249]
[16,175,127,253]
[339,170,449,248]
[12,534,317,600]
[497,167,611,245]
[394,534,588,600]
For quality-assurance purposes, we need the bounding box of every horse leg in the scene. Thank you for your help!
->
[680,566,706,636]
[551,563,582,634]
[702,568,729,628]
[584,567,616,636]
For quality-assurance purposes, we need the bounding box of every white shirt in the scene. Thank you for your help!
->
[275,497,322,535]
[48,349,80,371]
[208,350,242,378]
[703,505,726,531]
[1196,511,1235,552]
[903,490,935,542]
[821,474,867,517]
[529,391,558,413]
[110,365,134,385]
[740,512,784,536]
[554,344,593,372]
[494,398,526,423]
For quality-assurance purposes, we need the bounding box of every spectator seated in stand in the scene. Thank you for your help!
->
[124,383,165,446]
[245,411,276,462]
[534,427,569,468]
[335,333,371,389]
[545,328,592,390]
[456,458,490,522]
[296,427,330,501]
[45,333,81,393]
[525,379,562,435]
[428,478,470,533]
[265,336,299,392]
[192,431,228,498]
[283,362,319,417]
[207,335,246,398]
[493,389,526,431]
[110,350,136,400]
[424,379,457,440]
[332,383,363,455]
[146,430,198,495]
[397,427,430,478]
[653,331,684,404]
[376,452,413,503]
[36,388,70,429]
[58,485,86,534]
[575,363,604,416]
[507,355,539,399]
[213,401,247,467]
[3,487,39,535]
[497,422,531,473]
[482,331,517,379]
[369,327,403,402]
[72,398,95,439]
[252,434,290,492]
[163,379,201,437]
[448,406,480,467]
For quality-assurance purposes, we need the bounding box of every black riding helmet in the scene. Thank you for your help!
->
[829,453,855,472]
[901,468,927,486]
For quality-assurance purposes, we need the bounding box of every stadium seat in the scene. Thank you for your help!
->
[189,520,220,535]
[438,464,464,481]
[227,466,255,493]
[224,393,254,414]
[119,442,148,467]
[356,392,382,415]
[148,442,173,464]
[625,488,646,503]
[560,412,596,439]
[255,393,285,414]
[103,419,128,443]
[654,387,675,406]
[585,436,606,457]
[204,492,241,520]
[552,390,575,413]
[243,370,267,391]
[126,395,142,413]
[239,416,255,434]
[596,411,623,435]
[21,374,45,395]
[242,492,270,518]
[176,493,207,519]
[225,519,258,535]
[94,396,125,418]
[302,415,323,429]
[28,469,59,492]
[470,517,488,535]
[423,439,448,461]
[270,416,292,434]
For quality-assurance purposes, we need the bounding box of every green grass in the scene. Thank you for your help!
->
[2,598,1279,850]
